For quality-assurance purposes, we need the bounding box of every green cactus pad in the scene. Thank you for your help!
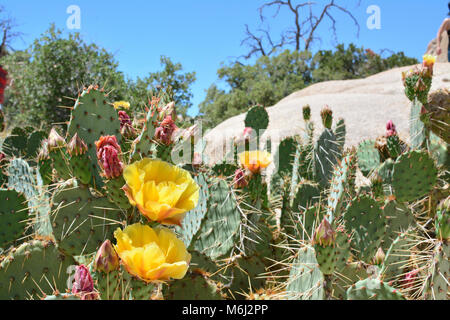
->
[334,227,352,271]
[436,198,449,241]
[165,272,222,300]
[189,179,241,260]
[357,140,380,175]
[381,231,416,281]
[67,86,121,188]
[69,153,93,186]
[314,244,336,275]
[346,278,404,300]
[327,154,356,222]
[0,240,76,300]
[314,129,341,188]
[2,127,28,158]
[382,200,415,250]
[244,106,269,135]
[51,180,123,256]
[26,131,46,159]
[285,246,325,300]
[331,262,368,300]
[130,107,158,162]
[226,255,267,297]
[334,118,346,152]
[344,195,386,263]
[377,158,394,185]
[176,173,209,247]
[391,150,437,203]
[104,176,132,211]
[290,181,320,212]
[427,242,449,300]
[43,293,81,300]
[0,189,28,247]
[409,99,427,149]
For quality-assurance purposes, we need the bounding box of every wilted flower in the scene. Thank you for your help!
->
[95,135,123,179]
[118,111,136,139]
[114,223,191,282]
[320,105,333,129]
[72,265,97,300]
[302,104,311,122]
[155,115,178,145]
[122,158,199,226]
[113,101,130,110]
[234,169,248,188]
[47,128,66,151]
[238,151,272,174]
[312,218,336,247]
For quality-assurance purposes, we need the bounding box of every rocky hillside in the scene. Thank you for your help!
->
[204,62,450,165]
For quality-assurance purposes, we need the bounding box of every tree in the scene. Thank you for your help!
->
[128,56,196,117]
[200,44,418,128]
[241,0,361,60]
[1,25,128,129]
[0,6,22,58]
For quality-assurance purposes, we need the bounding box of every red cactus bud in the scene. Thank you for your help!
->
[320,105,333,129]
[67,133,88,156]
[118,111,132,128]
[94,240,120,273]
[386,120,397,137]
[95,136,123,179]
[0,66,7,105]
[155,115,177,145]
[0,152,5,163]
[312,218,336,247]
[118,112,137,139]
[47,128,66,151]
[72,265,97,300]
[234,169,248,189]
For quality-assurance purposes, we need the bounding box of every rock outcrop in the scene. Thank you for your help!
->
[426,31,449,62]
[204,63,450,165]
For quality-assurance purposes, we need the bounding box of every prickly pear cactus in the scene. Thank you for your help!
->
[346,278,404,300]
[0,189,28,248]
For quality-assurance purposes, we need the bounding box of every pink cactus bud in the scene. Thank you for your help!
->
[94,240,120,274]
[47,128,66,151]
[0,152,5,162]
[67,133,88,156]
[404,269,419,289]
[72,265,97,300]
[95,136,123,179]
[118,111,132,128]
[155,115,178,145]
[386,120,397,137]
[312,218,336,247]
[118,111,137,139]
[234,169,248,189]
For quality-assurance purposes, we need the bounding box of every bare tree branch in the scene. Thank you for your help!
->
[0,6,23,57]
[240,0,361,60]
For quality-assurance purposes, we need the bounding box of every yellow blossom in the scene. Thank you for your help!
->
[422,54,436,70]
[238,150,272,174]
[113,101,131,110]
[122,159,199,226]
[114,223,191,282]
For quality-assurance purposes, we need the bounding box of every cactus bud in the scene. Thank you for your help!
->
[422,54,436,75]
[0,66,7,105]
[312,218,336,247]
[94,240,120,273]
[386,120,397,137]
[118,111,137,139]
[234,168,248,189]
[302,104,311,122]
[67,133,88,156]
[374,247,385,265]
[95,135,123,179]
[47,128,66,151]
[155,115,177,145]
[403,269,419,289]
[320,105,333,129]
[0,152,5,163]
[72,265,97,300]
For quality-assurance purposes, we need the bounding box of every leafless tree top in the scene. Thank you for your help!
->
[0,6,22,58]
[241,0,361,60]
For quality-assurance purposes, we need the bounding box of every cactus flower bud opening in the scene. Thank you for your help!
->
[72,265,97,300]
[422,54,436,74]
[94,240,120,273]
[67,133,88,156]
[118,111,137,139]
[312,218,336,247]
[155,115,178,145]
[374,247,385,265]
[95,135,124,179]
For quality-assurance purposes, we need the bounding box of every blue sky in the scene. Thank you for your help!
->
[2,0,448,116]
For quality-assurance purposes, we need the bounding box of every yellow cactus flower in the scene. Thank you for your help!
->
[114,223,191,282]
[122,159,199,226]
[238,150,272,174]
[422,54,436,70]
[113,101,130,110]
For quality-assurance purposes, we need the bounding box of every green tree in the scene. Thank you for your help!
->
[199,50,312,128]
[1,24,128,130]
[199,44,418,128]
[128,56,196,117]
